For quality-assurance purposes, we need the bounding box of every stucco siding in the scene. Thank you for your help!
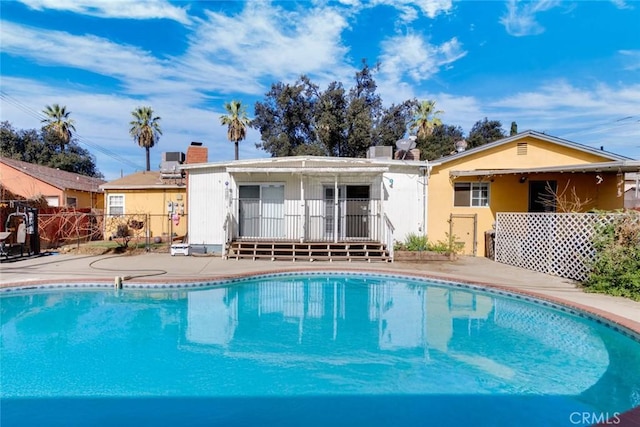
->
[103,188,187,239]
[427,135,626,257]
[1,164,63,201]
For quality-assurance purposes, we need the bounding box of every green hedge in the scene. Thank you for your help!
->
[583,211,640,301]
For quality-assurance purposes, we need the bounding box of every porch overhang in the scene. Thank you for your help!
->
[450,160,640,179]
[227,167,389,174]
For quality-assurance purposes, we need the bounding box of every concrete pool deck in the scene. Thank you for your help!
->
[1,252,639,334]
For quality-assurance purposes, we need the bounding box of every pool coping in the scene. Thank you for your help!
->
[2,266,639,340]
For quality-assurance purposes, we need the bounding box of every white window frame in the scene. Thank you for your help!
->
[107,194,125,216]
[45,196,60,207]
[454,182,490,207]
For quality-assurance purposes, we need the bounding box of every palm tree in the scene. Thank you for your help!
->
[410,100,443,139]
[129,106,162,171]
[41,104,76,150]
[220,100,251,160]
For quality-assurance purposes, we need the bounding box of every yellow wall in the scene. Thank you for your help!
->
[65,189,104,209]
[103,188,187,240]
[426,135,625,257]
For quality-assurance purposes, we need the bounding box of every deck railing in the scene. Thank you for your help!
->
[233,198,384,242]
[382,213,395,261]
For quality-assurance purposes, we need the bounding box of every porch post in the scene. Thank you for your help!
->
[334,175,338,243]
[299,173,305,242]
[379,174,385,241]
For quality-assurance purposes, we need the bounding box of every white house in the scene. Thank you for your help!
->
[180,154,428,260]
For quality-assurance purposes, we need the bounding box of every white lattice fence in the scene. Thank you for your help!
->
[495,213,618,282]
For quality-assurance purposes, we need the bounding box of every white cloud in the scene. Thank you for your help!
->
[0,21,172,89]
[371,0,452,22]
[378,79,640,159]
[619,50,640,71]
[186,3,352,87]
[486,80,640,155]
[18,0,191,24]
[500,0,560,37]
[378,33,466,87]
[610,0,632,9]
[0,76,268,180]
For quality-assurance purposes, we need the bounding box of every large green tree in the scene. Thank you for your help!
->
[343,61,383,157]
[41,104,76,150]
[0,121,102,177]
[467,118,506,149]
[254,61,414,158]
[254,77,318,157]
[129,106,162,171]
[410,100,443,139]
[314,81,347,156]
[220,100,252,160]
[377,100,419,150]
[418,123,465,160]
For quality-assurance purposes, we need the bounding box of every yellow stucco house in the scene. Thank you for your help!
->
[99,171,187,242]
[426,130,640,256]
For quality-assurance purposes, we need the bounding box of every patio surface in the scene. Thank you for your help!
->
[1,252,639,334]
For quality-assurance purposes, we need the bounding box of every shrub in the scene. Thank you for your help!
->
[584,211,640,301]
[394,233,465,254]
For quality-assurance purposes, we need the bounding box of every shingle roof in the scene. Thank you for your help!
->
[100,171,185,190]
[0,156,106,193]
[429,130,632,165]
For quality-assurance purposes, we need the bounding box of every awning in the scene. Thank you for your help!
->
[450,160,640,179]
[227,166,389,174]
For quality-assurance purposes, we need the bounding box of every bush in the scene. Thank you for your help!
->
[584,211,640,301]
[394,232,465,254]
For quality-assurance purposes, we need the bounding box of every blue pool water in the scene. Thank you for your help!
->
[1,273,639,426]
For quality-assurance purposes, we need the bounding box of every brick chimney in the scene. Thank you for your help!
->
[394,148,421,160]
[186,141,208,164]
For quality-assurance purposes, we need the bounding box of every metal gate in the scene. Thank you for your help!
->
[449,213,477,256]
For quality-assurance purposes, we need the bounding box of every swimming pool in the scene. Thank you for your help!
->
[1,272,639,426]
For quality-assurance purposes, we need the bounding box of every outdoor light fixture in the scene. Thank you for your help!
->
[519,176,527,183]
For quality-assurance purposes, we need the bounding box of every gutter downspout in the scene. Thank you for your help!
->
[422,162,431,236]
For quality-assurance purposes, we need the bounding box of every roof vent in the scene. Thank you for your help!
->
[517,142,528,155]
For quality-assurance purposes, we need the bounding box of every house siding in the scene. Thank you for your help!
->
[186,162,425,252]
[103,188,187,240]
[1,163,103,208]
[188,168,228,251]
[428,136,625,257]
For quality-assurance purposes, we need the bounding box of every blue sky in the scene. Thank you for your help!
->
[1,0,639,180]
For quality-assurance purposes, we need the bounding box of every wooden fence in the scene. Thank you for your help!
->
[494,212,619,282]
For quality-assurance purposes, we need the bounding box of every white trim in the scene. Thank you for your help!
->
[227,167,389,174]
[451,160,640,178]
[180,155,425,171]
[453,182,490,208]
[107,193,125,216]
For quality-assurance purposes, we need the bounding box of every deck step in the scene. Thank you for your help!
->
[226,241,390,262]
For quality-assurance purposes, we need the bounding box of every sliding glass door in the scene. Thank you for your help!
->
[238,184,285,238]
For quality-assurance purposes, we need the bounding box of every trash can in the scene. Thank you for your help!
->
[484,230,495,260]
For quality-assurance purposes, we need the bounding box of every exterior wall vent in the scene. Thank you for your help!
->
[517,142,528,155]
